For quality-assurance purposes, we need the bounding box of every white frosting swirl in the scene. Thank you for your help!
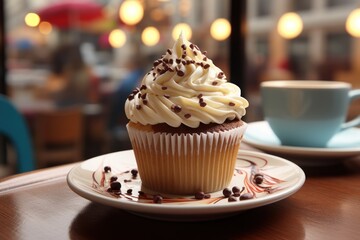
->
[125,33,249,128]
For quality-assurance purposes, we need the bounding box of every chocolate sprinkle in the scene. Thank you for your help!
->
[153,60,160,67]
[167,49,172,55]
[110,181,121,191]
[212,81,218,86]
[132,88,139,94]
[131,169,138,177]
[228,196,237,202]
[110,176,118,182]
[195,192,205,200]
[254,174,264,184]
[240,193,254,200]
[153,195,163,204]
[136,105,142,110]
[177,70,185,77]
[222,188,232,198]
[200,102,207,107]
[171,104,182,113]
[184,113,191,119]
[229,102,235,106]
[162,86,167,90]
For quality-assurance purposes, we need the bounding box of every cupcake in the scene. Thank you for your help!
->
[125,33,249,195]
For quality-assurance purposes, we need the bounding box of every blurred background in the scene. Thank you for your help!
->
[1,0,360,176]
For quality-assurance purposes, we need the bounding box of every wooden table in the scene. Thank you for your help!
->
[1,144,360,240]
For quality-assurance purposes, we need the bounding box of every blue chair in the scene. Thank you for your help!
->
[0,94,35,173]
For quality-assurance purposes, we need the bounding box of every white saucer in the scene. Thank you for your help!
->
[67,150,305,221]
[243,121,360,165]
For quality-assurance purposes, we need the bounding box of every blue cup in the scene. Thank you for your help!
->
[261,80,360,148]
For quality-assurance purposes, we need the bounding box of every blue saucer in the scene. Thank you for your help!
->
[243,121,360,162]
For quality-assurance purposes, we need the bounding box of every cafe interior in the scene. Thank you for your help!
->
[1,0,359,176]
[2,0,360,191]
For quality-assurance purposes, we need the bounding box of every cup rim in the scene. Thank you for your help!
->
[260,80,351,89]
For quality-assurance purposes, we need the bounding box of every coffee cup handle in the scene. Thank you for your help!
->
[341,89,360,130]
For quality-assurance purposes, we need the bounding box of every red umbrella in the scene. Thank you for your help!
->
[37,0,105,29]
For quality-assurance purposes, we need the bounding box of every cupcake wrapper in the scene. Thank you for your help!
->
[127,123,247,195]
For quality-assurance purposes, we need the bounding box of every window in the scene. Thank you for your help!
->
[256,0,271,17]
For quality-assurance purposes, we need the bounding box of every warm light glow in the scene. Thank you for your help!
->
[172,23,192,40]
[25,13,40,27]
[108,29,126,48]
[141,27,160,46]
[38,21,52,35]
[277,12,303,39]
[346,8,360,37]
[119,0,144,26]
[210,18,231,41]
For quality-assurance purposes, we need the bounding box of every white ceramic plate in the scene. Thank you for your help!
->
[243,121,360,165]
[67,150,305,221]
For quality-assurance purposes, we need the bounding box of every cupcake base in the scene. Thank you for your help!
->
[127,121,247,195]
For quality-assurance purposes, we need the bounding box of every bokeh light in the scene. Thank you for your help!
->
[25,13,40,27]
[119,0,144,26]
[141,27,160,46]
[346,8,360,37]
[172,23,192,40]
[277,12,303,39]
[38,21,52,35]
[210,18,231,41]
[108,29,127,48]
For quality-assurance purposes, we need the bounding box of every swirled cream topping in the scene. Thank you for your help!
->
[125,33,249,128]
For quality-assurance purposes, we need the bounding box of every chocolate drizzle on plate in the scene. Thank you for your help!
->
[91,154,286,205]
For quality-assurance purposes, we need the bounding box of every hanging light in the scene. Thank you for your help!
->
[108,29,127,48]
[277,12,303,39]
[210,18,231,41]
[25,12,40,27]
[346,8,360,37]
[119,0,144,26]
[172,23,192,40]
[141,27,160,46]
